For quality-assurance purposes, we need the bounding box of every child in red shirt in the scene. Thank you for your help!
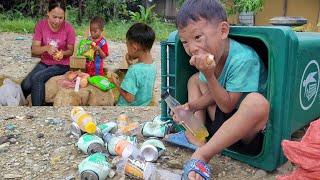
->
[86,16,109,76]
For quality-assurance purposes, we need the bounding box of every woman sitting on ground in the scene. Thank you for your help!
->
[21,0,76,105]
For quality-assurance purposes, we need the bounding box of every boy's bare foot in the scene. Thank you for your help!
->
[185,131,206,146]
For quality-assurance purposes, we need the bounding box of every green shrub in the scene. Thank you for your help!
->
[129,4,156,23]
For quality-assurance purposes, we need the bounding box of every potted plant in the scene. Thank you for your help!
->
[234,0,264,26]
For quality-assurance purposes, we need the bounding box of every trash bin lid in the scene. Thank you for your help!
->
[269,16,307,26]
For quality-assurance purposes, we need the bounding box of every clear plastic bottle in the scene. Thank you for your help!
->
[117,114,140,135]
[103,133,139,158]
[161,91,209,141]
[70,107,97,134]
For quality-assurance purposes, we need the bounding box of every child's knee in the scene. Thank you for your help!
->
[242,93,269,118]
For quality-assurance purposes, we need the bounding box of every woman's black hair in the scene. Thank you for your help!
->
[48,0,66,12]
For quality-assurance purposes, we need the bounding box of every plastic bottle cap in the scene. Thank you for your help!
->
[85,122,97,134]
[140,144,158,162]
[161,91,169,100]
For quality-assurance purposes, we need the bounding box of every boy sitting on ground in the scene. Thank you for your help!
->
[170,0,269,179]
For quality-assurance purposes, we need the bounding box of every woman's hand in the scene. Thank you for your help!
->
[47,45,58,56]
[53,50,63,61]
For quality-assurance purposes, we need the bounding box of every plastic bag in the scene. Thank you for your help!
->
[0,78,27,106]
[88,76,115,91]
[276,119,320,180]
[57,71,90,89]
[77,39,95,61]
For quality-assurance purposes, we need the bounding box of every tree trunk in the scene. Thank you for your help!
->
[38,0,49,17]
[77,0,84,25]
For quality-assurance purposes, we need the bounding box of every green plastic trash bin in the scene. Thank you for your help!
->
[160,26,320,171]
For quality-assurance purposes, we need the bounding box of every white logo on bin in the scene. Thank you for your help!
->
[299,60,320,110]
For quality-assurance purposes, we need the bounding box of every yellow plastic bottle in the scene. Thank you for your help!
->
[71,107,97,134]
[161,92,209,141]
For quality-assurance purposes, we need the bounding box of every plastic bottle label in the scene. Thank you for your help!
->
[124,157,147,179]
[115,140,131,156]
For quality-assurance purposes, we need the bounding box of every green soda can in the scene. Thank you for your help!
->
[78,152,110,180]
[77,134,105,155]
[96,122,118,137]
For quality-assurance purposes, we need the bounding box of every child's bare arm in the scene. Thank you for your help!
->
[188,91,215,112]
[111,75,135,103]
[190,54,242,113]
[206,77,242,113]
[117,87,135,103]
[62,44,74,57]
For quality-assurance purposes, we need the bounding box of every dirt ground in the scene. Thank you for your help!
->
[0,33,294,179]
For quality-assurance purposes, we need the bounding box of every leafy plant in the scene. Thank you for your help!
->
[85,0,129,22]
[129,4,156,23]
[233,0,264,14]
[178,0,185,8]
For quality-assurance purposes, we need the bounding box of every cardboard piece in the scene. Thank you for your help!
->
[70,56,86,69]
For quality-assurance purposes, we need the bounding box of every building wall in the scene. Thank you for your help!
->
[151,0,320,30]
[255,0,320,30]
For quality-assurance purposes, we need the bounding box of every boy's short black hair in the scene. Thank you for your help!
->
[126,23,155,51]
[90,16,105,30]
[176,0,227,29]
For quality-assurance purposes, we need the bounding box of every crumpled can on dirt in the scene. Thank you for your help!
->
[77,133,105,155]
[140,138,166,162]
[78,152,110,180]
[142,116,171,138]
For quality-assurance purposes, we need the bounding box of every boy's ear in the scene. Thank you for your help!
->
[132,42,140,52]
[219,21,229,40]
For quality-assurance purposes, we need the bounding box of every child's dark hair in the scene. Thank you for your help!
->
[126,23,155,51]
[90,16,105,30]
[48,0,66,12]
[176,0,227,29]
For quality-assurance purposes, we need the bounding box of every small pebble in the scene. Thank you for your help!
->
[37,133,44,138]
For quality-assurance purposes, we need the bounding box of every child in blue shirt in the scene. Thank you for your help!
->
[170,0,270,179]
[111,23,156,106]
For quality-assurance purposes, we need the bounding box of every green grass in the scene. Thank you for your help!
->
[0,15,176,41]
[0,18,36,34]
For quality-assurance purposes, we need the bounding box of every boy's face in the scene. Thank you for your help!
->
[90,23,103,39]
[178,18,229,61]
